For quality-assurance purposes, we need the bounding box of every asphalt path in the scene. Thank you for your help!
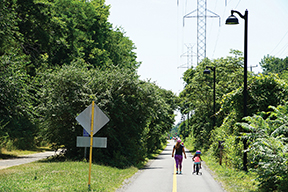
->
[0,151,57,170]
[117,140,225,192]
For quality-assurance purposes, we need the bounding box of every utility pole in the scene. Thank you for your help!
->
[249,65,258,72]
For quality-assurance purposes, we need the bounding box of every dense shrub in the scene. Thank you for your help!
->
[38,62,177,167]
[238,103,288,191]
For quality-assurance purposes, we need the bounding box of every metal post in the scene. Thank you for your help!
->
[243,9,248,172]
[228,9,248,172]
[88,101,95,189]
[204,66,216,127]
[213,66,216,127]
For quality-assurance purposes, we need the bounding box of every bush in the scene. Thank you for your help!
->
[38,62,177,167]
[238,103,288,191]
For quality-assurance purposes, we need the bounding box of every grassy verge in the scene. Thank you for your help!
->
[0,159,138,192]
[203,153,259,192]
[0,147,52,159]
[0,142,167,191]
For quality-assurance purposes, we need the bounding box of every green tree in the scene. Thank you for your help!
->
[179,50,245,149]
[39,63,177,167]
[220,73,288,121]
[45,0,139,70]
[260,55,288,75]
[0,0,23,56]
[209,74,288,169]
[0,53,37,149]
[238,103,288,191]
[0,0,142,152]
[1,0,139,74]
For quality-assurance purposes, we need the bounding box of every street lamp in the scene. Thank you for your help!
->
[226,9,248,172]
[203,66,216,128]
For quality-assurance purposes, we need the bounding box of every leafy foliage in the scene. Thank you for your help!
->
[0,53,37,149]
[0,0,175,169]
[179,50,245,150]
[237,103,288,191]
[0,0,139,75]
[38,63,177,167]
[260,55,288,76]
[180,51,288,191]
[220,73,288,121]
[208,74,288,170]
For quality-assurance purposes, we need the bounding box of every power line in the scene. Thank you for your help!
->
[235,0,242,9]
[212,26,222,58]
[212,0,228,59]
[278,43,288,58]
[270,30,288,55]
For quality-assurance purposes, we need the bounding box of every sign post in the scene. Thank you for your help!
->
[88,101,95,189]
[83,129,89,160]
[75,101,109,190]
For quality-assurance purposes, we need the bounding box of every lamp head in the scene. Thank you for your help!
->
[203,68,211,74]
[225,14,239,25]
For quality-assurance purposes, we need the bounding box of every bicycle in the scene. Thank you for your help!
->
[192,150,202,175]
[192,161,202,175]
[195,163,201,175]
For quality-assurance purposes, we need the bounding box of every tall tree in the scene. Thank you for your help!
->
[178,50,245,149]
[38,62,177,167]
[0,53,37,149]
[260,55,288,76]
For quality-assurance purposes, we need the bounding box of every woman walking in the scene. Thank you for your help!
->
[172,139,187,174]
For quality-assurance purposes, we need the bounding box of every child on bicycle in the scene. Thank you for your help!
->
[192,150,202,173]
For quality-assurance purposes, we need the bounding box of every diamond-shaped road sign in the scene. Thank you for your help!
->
[76,103,109,136]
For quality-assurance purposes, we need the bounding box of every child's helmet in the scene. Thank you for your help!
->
[196,150,201,154]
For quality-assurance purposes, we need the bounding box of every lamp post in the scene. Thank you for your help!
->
[226,9,248,172]
[203,66,216,128]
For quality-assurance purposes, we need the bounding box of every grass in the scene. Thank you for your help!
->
[0,147,52,159]
[0,143,167,191]
[0,159,138,192]
[203,153,259,192]
[1,142,260,191]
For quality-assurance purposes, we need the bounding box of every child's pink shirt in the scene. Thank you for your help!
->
[194,156,201,163]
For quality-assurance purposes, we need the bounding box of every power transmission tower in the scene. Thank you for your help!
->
[178,44,196,69]
[183,0,220,64]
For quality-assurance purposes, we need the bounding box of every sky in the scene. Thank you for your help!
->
[105,0,288,124]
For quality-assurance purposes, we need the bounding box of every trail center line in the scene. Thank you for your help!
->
[173,162,177,192]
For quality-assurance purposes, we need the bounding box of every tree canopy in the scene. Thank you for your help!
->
[178,50,288,191]
[0,0,177,168]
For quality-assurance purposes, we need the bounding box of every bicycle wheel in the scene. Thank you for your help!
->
[196,164,199,175]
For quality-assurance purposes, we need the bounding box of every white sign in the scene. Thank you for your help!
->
[77,136,107,148]
[76,103,109,136]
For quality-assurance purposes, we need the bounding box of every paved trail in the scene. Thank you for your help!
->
[0,142,225,192]
[117,140,225,192]
[0,151,57,170]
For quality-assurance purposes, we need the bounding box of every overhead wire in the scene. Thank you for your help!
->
[212,0,229,58]
[278,43,288,58]
[207,0,219,52]
[212,0,243,59]
[177,0,183,93]
[212,26,222,59]
[235,0,241,9]
[270,30,288,55]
